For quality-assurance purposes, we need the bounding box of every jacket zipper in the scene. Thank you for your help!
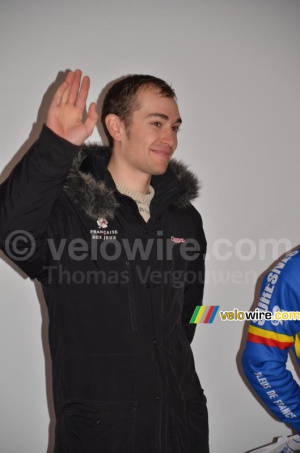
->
[148,287,163,453]
[126,261,138,331]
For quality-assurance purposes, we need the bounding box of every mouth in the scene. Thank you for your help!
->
[150,149,172,161]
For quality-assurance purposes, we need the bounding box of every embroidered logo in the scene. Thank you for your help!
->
[91,218,118,240]
[171,236,185,244]
[97,218,108,228]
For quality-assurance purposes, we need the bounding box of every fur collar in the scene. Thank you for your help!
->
[63,144,201,220]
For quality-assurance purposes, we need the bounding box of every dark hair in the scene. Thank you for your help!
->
[101,74,176,148]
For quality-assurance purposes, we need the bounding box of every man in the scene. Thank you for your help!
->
[242,250,300,452]
[0,70,208,452]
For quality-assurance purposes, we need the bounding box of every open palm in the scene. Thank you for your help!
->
[46,69,98,146]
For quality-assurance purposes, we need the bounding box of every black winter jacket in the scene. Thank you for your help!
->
[0,126,208,453]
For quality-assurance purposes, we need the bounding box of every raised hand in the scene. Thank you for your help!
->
[46,69,98,146]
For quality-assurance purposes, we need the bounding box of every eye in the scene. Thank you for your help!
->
[152,121,162,127]
[172,125,180,133]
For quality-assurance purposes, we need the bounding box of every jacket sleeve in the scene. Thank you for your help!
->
[0,125,81,279]
[181,210,206,344]
[242,250,300,433]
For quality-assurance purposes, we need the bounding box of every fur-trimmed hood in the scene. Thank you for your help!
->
[63,144,201,220]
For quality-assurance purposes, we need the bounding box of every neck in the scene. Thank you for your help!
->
[107,153,151,195]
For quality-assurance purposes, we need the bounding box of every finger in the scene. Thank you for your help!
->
[84,102,98,135]
[68,69,82,105]
[61,71,76,104]
[88,102,98,121]
[48,70,75,108]
[75,75,90,111]
[65,70,75,85]
[49,80,70,108]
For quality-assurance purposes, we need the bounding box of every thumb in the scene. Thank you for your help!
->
[84,102,98,135]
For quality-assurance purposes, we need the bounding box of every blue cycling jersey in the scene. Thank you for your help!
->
[242,249,300,433]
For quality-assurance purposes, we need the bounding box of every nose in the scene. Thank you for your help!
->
[161,127,177,150]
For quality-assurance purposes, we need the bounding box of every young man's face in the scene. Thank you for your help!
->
[118,86,182,177]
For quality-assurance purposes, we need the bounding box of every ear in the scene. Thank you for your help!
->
[105,114,125,142]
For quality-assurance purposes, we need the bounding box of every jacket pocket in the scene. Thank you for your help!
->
[184,394,209,453]
[64,400,138,453]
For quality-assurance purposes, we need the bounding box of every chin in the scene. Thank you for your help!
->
[150,165,169,176]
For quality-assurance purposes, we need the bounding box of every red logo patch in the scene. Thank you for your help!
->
[171,236,185,244]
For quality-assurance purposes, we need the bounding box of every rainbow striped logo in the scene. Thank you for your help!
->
[190,306,220,324]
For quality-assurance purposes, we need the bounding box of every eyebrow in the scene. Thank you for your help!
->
[145,113,182,124]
